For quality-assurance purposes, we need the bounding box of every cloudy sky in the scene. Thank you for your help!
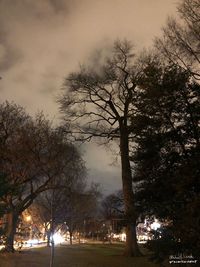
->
[0,0,178,194]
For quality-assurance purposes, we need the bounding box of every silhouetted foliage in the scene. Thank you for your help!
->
[131,61,200,261]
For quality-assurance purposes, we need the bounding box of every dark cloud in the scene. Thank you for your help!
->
[0,0,178,192]
[84,142,122,194]
[0,43,23,72]
[48,0,70,13]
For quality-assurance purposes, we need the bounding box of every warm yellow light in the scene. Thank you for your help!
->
[26,215,31,222]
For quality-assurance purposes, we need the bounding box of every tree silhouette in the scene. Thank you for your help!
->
[59,40,142,256]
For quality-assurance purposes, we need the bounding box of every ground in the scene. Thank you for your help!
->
[0,243,160,267]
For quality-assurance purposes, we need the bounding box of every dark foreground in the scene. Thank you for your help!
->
[0,243,159,267]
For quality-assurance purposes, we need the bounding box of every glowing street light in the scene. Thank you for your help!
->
[26,215,32,222]
[151,219,161,230]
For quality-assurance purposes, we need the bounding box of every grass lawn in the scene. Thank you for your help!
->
[0,243,160,267]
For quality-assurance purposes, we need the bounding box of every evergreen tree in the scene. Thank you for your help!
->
[131,61,200,260]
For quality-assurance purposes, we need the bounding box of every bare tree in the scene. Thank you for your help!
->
[0,102,83,252]
[155,0,200,80]
[62,183,100,245]
[58,40,141,256]
[101,191,124,220]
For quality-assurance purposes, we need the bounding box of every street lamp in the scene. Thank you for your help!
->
[26,215,31,222]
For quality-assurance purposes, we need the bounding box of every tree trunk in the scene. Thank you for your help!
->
[47,231,51,247]
[4,211,18,252]
[69,230,73,245]
[119,125,141,257]
[78,232,81,244]
[69,219,73,245]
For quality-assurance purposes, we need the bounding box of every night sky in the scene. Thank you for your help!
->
[0,0,178,194]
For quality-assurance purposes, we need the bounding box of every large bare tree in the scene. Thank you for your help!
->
[58,40,141,256]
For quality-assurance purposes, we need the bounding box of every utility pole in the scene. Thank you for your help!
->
[50,187,55,267]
